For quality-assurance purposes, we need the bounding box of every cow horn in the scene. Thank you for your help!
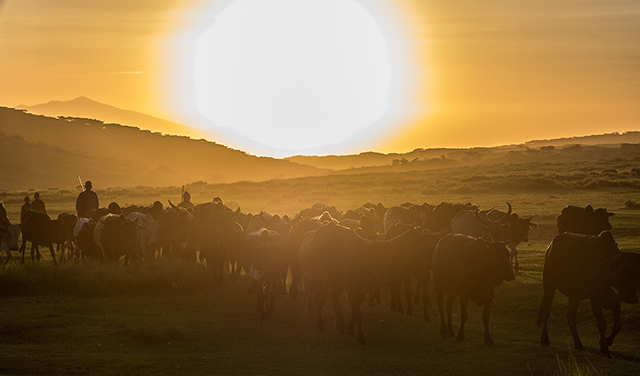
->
[353,228,373,243]
[258,211,274,230]
[388,224,413,243]
[475,209,490,225]
[168,200,178,210]
[499,202,512,222]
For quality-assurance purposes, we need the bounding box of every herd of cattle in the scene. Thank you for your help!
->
[0,199,639,357]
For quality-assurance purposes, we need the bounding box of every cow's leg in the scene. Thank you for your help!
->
[347,290,366,344]
[47,244,57,266]
[606,302,622,348]
[421,272,432,322]
[290,263,300,300]
[414,278,423,305]
[389,279,400,313]
[435,283,448,338]
[405,279,413,317]
[445,294,456,338]
[483,301,494,345]
[330,286,345,334]
[509,244,519,271]
[31,244,41,263]
[3,248,11,265]
[19,238,26,264]
[254,281,265,321]
[589,300,611,357]
[368,282,382,307]
[537,280,556,346]
[266,279,276,316]
[58,243,65,264]
[314,284,328,333]
[567,298,584,351]
[456,297,468,342]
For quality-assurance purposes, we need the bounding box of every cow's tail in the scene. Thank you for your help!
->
[536,247,555,328]
[536,291,554,328]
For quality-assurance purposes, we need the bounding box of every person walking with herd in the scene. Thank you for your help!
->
[76,180,99,219]
[31,192,46,215]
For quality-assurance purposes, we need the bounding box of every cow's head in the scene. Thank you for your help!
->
[612,252,640,304]
[471,239,515,285]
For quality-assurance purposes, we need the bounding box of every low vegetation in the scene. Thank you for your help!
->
[2,159,640,374]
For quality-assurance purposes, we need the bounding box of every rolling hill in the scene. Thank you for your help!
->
[0,107,327,191]
[16,96,210,140]
[3,97,640,192]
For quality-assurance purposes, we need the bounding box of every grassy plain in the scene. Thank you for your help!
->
[1,160,640,375]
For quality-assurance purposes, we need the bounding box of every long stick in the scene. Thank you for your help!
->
[181,185,184,203]
[77,176,85,191]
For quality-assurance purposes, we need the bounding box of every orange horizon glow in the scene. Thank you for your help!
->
[0,1,638,157]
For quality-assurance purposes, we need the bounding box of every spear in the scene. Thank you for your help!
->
[77,176,85,191]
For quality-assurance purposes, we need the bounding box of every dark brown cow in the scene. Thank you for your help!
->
[557,205,614,235]
[156,203,192,259]
[0,224,20,264]
[284,217,325,299]
[386,223,446,321]
[189,202,243,285]
[52,213,78,262]
[537,231,640,357]
[19,210,58,265]
[100,215,138,264]
[383,205,423,232]
[428,202,477,232]
[73,218,102,260]
[487,204,537,270]
[301,222,408,344]
[240,228,286,320]
[432,234,515,345]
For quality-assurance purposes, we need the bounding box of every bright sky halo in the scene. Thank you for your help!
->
[192,0,393,153]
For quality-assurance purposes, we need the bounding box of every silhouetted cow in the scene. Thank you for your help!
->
[300,222,410,344]
[386,223,446,320]
[487,204,537,269]
[156,203,192,258]
[0,224,20,264]
[450,203,512,243]
[19,210,58,265]
[52,213,78,262]
[383,205,423,232]
[428,202,477,232]
[536,231,640,357]
[73,218,101,260]
[557,205,614,235]
[240,228,286,321]
[432,234,515,345]
[100,215,138,264]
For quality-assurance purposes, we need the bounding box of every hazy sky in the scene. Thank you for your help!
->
[0,0,638,156]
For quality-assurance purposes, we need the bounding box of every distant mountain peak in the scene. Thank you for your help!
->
[13,97,212,141]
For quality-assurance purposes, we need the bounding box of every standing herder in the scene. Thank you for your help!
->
[76,180,99,218]
[21,196,32,222]
[177,191,195,211]
[31,192,47,215]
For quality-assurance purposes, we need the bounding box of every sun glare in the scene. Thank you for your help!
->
[192,0,392,153]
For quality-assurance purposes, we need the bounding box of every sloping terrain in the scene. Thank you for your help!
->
[0,107,326,190]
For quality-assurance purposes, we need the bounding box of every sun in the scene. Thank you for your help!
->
[192,0,392,154]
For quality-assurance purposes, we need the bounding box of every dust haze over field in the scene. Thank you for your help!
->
[2,1,640,374]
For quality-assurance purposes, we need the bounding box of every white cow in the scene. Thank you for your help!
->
[126,212,159,260]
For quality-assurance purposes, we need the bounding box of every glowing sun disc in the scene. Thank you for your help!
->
[193,0,392,152]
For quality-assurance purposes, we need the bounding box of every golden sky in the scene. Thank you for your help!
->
[0,0,638,156]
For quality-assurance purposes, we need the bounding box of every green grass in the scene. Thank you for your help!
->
[1,267,639,375]
[2,161,640,375]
